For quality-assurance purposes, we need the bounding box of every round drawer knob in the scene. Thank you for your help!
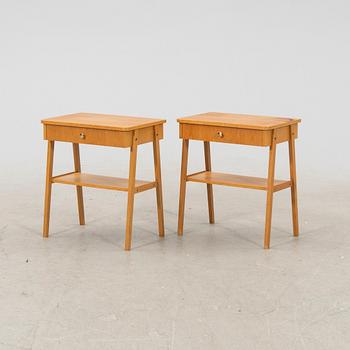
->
[217,131,224,138]
[79,133,86,140]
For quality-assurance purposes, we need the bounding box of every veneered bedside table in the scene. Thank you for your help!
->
[42,113,165,250]
[177,112,301,248]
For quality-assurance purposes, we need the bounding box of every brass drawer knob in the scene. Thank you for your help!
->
[79,133,86,140]
[217,131,224,138]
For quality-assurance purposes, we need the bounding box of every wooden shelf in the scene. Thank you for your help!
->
[52,172,156,193]
[187,171,291,192]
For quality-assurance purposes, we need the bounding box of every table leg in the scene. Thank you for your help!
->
[43,140,55,237]
[125,133,138,250]
[204,141,215,224]
[288,126,299,236]
[73,143,85,225]
[178,139,189,235]
[264,133,277,249]
[153,126,165,237]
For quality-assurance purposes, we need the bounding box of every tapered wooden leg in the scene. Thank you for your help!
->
[177,139,189,236]
[204,141,215,224]
[153,126,165,237]
[43,141,55,237]
[125,133,138,250]
[288,127,299,236]
[264,133,277,249]
[73,143,85,225]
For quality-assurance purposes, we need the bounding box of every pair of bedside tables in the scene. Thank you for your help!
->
[42,112,300,250]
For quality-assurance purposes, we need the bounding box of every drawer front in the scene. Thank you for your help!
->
[44,125,133,147]
[180,124,272,146]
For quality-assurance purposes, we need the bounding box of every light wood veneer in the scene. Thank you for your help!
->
[42,113,165,250]
[177,112,300,249]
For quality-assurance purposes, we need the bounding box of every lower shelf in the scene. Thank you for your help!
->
[52,172,156,193]
[187,171,291,192]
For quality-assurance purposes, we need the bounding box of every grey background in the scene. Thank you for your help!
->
[1,0,350,183]
[1,0,349,239]
[1,1,350,349]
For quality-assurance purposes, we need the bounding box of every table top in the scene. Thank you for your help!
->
[42,113,166,131]
[177,112,301,130]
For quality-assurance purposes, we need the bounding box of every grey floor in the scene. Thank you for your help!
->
[1,178,350,350]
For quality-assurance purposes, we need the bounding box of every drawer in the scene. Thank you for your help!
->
[180,124,272,146]
[44,125,162,147]
[44,125,133,147]
[179,123,298,146]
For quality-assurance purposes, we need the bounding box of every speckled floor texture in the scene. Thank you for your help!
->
[1,178,349,350]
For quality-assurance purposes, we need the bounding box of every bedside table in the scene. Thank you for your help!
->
[177,112,301,249]
[42,112,166,250]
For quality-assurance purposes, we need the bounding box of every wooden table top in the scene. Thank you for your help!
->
[177,112,300,130]
[42,113,166,131]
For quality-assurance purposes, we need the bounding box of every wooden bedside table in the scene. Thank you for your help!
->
[42,113,166,250]
[177,112,301,249]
